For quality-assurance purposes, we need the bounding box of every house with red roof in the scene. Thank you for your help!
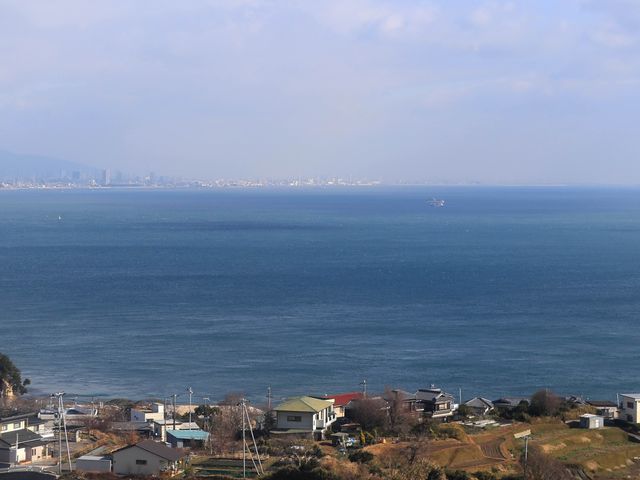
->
[314,392,363,418]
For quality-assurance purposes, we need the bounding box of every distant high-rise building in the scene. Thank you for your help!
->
[102,169,111,186]
[72,171,81,182]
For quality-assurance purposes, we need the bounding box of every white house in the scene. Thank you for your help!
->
[620,394,640,423]
[153,419,200,441]
[273,396,336,439]
[131,403,165,423]
[111,440,186,476]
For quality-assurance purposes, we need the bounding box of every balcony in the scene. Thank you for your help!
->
[316,413,336,429]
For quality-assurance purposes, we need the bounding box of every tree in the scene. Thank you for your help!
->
[456,404,472,419]
[348,398,387,431]
[262,410,276,434]
[523,445,572,480]
[195,404,219,417]
[384,387,412,434]
[529,390,561,417]
[0,353,30,398]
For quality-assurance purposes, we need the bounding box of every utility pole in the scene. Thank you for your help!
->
[172,394,177,430]
[241,399,246,479]
[523,435,529,479]
[238,398,263,478]
[54,392,72,474]
[266,386,272,411]
[360,379,367,398]
[203,397,212,455]
[514,429,531,480]
[187,387,193,430]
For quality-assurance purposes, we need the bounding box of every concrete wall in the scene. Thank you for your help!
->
[76,457,112,473]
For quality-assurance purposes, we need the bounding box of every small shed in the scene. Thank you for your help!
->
[330,432,349,447]
[579,414,604,429]
[166,429,209,448]
[76,455,112,473]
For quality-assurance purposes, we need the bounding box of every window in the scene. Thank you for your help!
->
[13,422,20,428]
[136,460,148,465]
[287,415,302,422]
[1,425,6,431]
[628,415,633,422]
[628,402,634,409]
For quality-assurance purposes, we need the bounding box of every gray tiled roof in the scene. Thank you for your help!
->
[0,429,44,448]
[113,440,186,462]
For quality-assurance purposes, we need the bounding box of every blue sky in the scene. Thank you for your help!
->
[1,0,639,183]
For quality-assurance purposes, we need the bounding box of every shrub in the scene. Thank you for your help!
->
[348,450,374,464]
[445,470,471,480]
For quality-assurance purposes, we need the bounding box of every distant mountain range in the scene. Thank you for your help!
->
[0,150,99,180]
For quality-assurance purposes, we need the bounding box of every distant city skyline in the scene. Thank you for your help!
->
[1,1,640,184]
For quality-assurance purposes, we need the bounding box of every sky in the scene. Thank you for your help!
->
[1,0,639,184]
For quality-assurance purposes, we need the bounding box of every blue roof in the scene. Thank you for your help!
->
[166,429,209,441]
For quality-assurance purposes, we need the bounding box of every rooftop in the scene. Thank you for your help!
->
[587,400,618,407]
[318,392,363,407]
[166,429,209,441]
[113,440,185,462]
[274,396,333,413]
[0,429,43,448]
[621,394,640,400]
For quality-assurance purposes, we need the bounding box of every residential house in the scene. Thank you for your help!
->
[619,394,640,423]
[381,389,416,414]
[110,421,153,438]
[0,428,49,467]
[463,397,494,416]
[130,403,165,423]
[587,400,618,420]
[492,397,529,411]
[273,396,336,439]
[0,415,29,434]
[414,387,455,420]
[153,420,200,442]
[111,439,187,476]
[314,393,363,418]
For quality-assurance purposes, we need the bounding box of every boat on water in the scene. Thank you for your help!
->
[427,198,445,207]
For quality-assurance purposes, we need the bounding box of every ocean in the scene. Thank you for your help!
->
[1,186,639,404]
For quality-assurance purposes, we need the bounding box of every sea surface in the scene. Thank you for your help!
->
[1,186,640,404]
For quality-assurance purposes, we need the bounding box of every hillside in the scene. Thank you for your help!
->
[0,149,99,179]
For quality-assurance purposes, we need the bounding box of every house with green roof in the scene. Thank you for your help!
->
[273,396,336,440]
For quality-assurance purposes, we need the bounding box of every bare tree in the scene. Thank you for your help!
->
[384,387,412,435]
[209,392,246,454]
[523,445,573,480]
[348,397,388,432]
